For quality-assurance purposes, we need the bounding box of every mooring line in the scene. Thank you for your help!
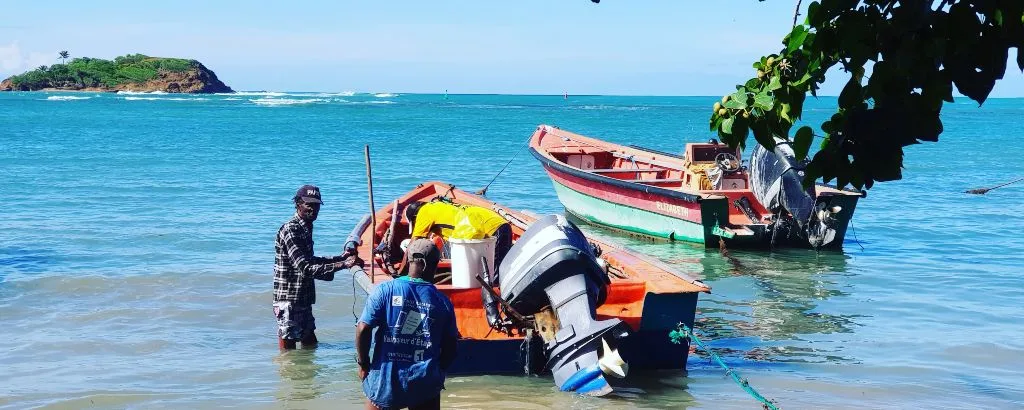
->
[670,323,780,410]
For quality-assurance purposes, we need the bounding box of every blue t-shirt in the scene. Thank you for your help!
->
[359,277,458,408]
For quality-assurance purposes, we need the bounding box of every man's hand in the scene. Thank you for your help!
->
[358,366,368,381]
[342,254,365,270]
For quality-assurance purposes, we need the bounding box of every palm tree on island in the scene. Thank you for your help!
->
[58,51,69,65]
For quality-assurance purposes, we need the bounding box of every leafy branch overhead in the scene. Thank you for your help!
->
[709,0,1023,190]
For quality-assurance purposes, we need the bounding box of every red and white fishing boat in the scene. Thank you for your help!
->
[529,125,865,249]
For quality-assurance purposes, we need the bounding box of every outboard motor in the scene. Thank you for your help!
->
[498,214,631,396]
[748,137,837,247]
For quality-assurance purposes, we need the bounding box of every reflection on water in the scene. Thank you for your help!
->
[274,349,326,402]
[576,222,862,364]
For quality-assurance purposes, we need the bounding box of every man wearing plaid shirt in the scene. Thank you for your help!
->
[274,184,362,349]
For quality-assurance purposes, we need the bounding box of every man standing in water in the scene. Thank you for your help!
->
[274,184,361,349]
[356,239,458,410]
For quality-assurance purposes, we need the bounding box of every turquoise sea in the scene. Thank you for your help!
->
[1,91,1022,409]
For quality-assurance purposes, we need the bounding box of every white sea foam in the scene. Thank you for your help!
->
[223,97,242,101]
[251,98,326,106]
[45,96,91,101]
[313,91,356,97]
[224,91,286,97]
[373,93,397,98]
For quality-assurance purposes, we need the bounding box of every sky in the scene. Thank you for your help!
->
[1,0,1022,96]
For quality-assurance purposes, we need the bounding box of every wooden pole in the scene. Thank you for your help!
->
[365,145,376,283]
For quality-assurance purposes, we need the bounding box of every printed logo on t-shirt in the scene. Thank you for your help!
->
[413,349,424,362]
[391,295,403,307]
[400,311,425,335]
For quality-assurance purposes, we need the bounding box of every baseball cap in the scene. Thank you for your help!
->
[294,185,322,204]
[406,238,441,274]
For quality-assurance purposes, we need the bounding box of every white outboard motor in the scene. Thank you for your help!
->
[498,214,630,396]
[748,137,837,247]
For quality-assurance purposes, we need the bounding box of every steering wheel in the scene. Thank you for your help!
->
[714,152,741,172]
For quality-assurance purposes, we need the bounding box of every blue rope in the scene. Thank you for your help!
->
[670,323,780,410]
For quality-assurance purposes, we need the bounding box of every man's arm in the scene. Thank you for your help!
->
[281,227,341,281]
[355,322,373,375]
[356,285,387,380]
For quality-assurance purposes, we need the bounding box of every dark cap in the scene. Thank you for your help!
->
[406,238,441,274]
[294,185,322,204]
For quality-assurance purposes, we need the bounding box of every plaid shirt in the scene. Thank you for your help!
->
[274,214,338,305]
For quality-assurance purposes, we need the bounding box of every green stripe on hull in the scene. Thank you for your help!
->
[551,181,708,243]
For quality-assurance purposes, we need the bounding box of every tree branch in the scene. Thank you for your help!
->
[793,0,803,27]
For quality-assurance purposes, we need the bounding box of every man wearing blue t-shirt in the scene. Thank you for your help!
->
[356,239,459,409]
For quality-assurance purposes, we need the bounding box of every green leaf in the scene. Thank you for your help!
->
[754,90,774,111]
[793,126,813,161]
[710,115,723,132]
[767,75,783,92]
[786,25,809,53]
[780,102,793,122]
[806,1,821,26]
[722,117,735,134]
[724,90,748,109]
[838,77,863,108]
[1019,44,1024,72]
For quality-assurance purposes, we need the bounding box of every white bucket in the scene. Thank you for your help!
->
[448,236,497,289]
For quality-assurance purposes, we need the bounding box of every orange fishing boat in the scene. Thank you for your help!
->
[345,181,710,396]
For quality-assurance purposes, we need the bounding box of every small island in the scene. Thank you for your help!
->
[0,53,233,93]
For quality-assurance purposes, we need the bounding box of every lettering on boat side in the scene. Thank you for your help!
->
[655,202,689,218]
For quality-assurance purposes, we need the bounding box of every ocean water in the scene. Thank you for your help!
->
[1,91,1022,409]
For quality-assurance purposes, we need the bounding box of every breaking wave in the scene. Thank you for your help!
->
[251,98,327,106]
[45,96,91,101]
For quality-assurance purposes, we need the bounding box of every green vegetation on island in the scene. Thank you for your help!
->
[1,53,232,93]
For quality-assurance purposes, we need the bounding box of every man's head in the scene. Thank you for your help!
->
[293,184,322,222]
[405,238,440,281]
[404,201,425,234]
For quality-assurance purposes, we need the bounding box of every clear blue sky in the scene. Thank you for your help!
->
[2,0,1022,96]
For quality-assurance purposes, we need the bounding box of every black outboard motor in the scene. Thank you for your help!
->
[498,214,630,396]
[748,137,837,247]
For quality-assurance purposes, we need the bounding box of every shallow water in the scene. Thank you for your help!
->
[1,91,1022,409]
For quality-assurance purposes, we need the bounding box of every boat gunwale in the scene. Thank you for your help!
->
[533,125,866,199]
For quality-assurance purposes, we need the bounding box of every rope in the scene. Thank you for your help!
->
[849,217,865,251]
[669,323,780,410]
[965,176,1024,194]
[476,136,531,196]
